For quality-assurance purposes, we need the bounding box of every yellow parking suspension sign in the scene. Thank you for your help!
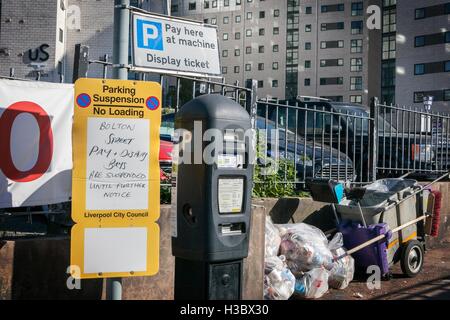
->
[70,78,161,279]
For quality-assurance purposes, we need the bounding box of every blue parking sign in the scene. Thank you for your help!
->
[136,19,163,51]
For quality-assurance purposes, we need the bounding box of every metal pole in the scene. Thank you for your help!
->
[112,0,130,80]
[103,54,109,79]
[369,97,378,181]
[107,0,130,300]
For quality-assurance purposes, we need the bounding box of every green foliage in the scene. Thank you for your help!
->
[253,157,298,198]
[160,183,171,204]
[252,132,310,198]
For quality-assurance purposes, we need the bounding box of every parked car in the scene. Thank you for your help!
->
[161,113,355,183]
[262,99,445,181]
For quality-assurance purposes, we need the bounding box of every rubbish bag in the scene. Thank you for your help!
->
[327,233,354,290]
[277,223,334,274]
[264,255,296,300]
[265,218,281,257]
[294,267,329,299]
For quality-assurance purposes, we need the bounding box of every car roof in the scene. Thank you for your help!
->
[328,102,369,113]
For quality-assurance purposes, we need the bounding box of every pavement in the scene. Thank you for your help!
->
[324,237,450,300]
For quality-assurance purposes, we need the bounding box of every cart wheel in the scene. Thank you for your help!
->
[400,240,424,277]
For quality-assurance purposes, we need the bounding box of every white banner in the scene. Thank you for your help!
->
[131,12,221,77]
[0,80,73,208]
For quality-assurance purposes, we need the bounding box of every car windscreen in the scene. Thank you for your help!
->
[331,106,397,134]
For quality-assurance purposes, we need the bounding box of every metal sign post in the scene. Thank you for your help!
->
[108,0,130,300]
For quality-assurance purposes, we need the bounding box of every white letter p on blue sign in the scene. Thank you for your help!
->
[136,19,163,51]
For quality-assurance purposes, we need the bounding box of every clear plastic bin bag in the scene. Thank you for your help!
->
[265,218,281,258]
[294,267,329,299]
[327,233,355,290]
[264,255,296,300]
[277,223,334,274]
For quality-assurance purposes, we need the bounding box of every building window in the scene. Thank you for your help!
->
[415,8,425,19]
[223,16,229,24]
[258,80,264,88]
[304,78,311,86]
[235,32,241,39]
[189,2,196,10]
[245,64,251,71]
[321,22,344,31]
[415,32,450,47]
[305,24,312,32]
[415,3,450,20]
[321,77,343,85]
[305,6,312,14]
[235,15,241,23]
[234,66,240,73]
[351,2,363,16]
[321,96,343,102]
[259,28,265,36]
[246,46,252,54]
[258,63,264,71]
[211,17,217,25]
[350,95,362,103]
[212,0,217,8]
[383,8,396,33]
[414,64,425,75]
[351,39,363,53]
[258,45,264,53]
[236,0,241,4]
[273,27,279,35]
[204,18,209,23]
[305,42,311,50]
[234,49,240,56]
[222,66,228,74]
[350,76,362,90]
[304,60,311,68]
[222,50,228,57]
[445,89,450,101]
[414,90,450,103]
[224,0,229,6]
[204,1,210,9]
[272,80,278,87]
[321,4,345,13]
[273,62,279,70]
[274,9,280,17]
[383,0,396,7]
[273,45,279,52]
[286,51,298,64]
[223,33,228,40]
[259,11,265,18]
[59,28,64,42]
[320,59,344,67]
[321,40,344,49]
[246,29,252,37]
[171,4,179,12]
[382,35,395,59]
[414,61,450,75]
[351,21,363,35]
[350,58,363,72]
[287,30,299,47]
[247,12,252,20]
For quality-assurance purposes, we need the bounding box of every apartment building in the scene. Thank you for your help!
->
[392,0,449,111]
[171,0,287,98]
[173,0,382,104]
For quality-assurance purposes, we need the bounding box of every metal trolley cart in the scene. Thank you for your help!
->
[307,174,446,278]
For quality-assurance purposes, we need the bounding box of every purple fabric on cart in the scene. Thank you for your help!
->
[338,221,391,276]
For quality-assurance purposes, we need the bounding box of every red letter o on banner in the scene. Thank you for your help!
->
[0,101,53,182]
